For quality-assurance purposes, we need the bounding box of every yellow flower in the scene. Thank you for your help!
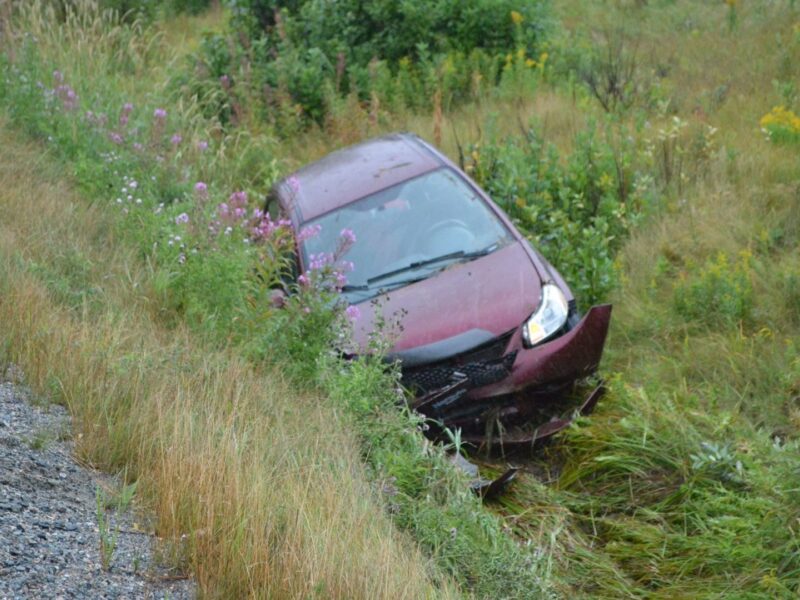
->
[598,172,614,190]
[738,247,753,266]
[760,105,800,133]
[525,59,537,68]
[539,52,549,65]
[510,10,524,25]
[515,197,526,208]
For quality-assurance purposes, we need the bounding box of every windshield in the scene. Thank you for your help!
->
[302,167,514,302]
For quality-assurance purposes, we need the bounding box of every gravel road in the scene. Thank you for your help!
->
[0,367,194,599]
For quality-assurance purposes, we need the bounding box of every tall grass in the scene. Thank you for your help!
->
[0,3,556,597]
[0,122,452,598]
[490,1,800,597]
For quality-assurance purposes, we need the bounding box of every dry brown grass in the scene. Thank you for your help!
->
[0,122,453,598]
[278,86,587,172]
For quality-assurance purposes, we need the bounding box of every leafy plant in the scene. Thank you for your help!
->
[690,441,747,488]
[760,105,800,144]
[464,124,645,306]
[578,27,648,113]
[674,251,754,328]
[185,0,552,126]
[96,487,119,571]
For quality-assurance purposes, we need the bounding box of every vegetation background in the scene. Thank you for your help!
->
[1,0,799,597]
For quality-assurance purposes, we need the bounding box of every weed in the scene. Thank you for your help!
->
[760,105,800,144]
[96,486,118,571]
[690,441,747,488]
[104,477,138,512]
[674,251,754,328]
[578,27,648,113]
[186,0,552,127]
[27,427,56,451]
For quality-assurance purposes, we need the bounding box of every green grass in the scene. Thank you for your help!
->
[488,2,800,597]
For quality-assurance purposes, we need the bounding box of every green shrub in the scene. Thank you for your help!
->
[99,0,213,19]
[184,0,552,126]
[674,251,755,328]
[233,0,549,63]
[464,124,646,307]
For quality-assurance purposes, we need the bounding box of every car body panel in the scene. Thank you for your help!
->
[469,303,612,398]
[350,241,542,352]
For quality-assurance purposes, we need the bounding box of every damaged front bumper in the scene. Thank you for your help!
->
[405,304,612,449]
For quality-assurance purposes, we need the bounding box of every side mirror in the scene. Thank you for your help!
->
[269,288,287,309]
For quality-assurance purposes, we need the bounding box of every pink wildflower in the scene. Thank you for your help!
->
[194,181,208,201]
[229,191,247,207]
[345,305,360,321]
[175,212,190,225]
[297,224,322,242]
[309,253,332,271]
[55,84,79,111]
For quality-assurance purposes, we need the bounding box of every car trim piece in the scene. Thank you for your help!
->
[388,328,499,368]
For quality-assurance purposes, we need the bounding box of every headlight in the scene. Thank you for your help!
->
[522,284,569,348]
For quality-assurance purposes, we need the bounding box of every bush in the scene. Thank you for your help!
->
[463,124,645,307]
[185,0,552,126]
[674,251,754,328]
[230,0,549,63]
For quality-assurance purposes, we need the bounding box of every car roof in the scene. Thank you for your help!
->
[277,133,444,222]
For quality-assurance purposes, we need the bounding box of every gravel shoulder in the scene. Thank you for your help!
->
[0,368,194,599]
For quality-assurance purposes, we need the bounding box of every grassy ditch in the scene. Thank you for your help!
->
[0,121,455,598]
[0,2,554,597]
[2,0,800,598]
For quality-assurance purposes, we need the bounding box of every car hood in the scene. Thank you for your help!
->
[350,241,543,356]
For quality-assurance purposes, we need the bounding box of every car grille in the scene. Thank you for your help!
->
[402,330,516,394]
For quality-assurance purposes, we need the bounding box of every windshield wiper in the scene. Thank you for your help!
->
[340,283,370,292]
[342,275,428,294]
[366,244,499,286]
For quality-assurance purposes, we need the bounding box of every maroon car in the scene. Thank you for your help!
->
[267,133,611,449]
